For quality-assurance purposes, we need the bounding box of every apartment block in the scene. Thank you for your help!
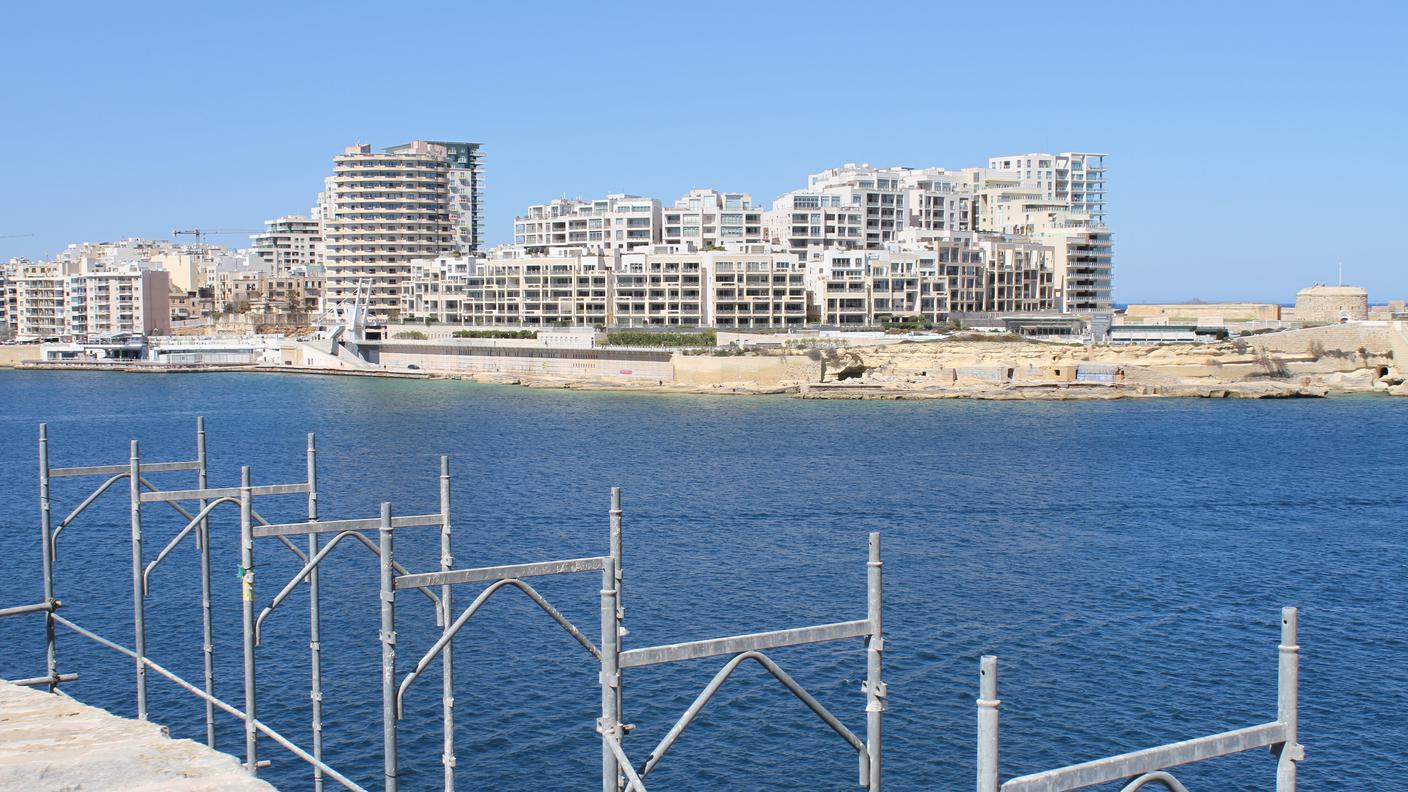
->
[514,195,663,254]
[13,258,170,340]
[0,262,15,339]
[987,152,1107,224]
[809,249,950,327]
[662,189,764,249]
[65,265,171,339]
[319,140,483,320]
[217,270,323,314]
[251,215,322,275]
[766,164,909,256]
[614,249,705,327]
[707,247,807,328]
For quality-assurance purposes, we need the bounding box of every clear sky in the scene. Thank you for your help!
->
[2,1,1404,303]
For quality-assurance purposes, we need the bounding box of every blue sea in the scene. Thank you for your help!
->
[1,370,1404,791]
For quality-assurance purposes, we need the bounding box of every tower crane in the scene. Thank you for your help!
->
[172,229,261,247]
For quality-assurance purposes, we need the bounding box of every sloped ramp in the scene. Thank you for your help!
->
[0,680,275,791]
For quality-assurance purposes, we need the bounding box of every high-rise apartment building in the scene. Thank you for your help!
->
[319,140,483,319]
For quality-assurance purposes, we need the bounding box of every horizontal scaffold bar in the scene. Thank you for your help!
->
[50,460,200,478]
[253,513,443,539]
[395,555,609,590]
[0,600,59,618]
[620,619,874,669]
[140,482,310,502]
[8,673,80,687]
[1000,721,1289,792]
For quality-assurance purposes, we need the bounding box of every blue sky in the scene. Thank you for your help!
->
[2,1,1404,303]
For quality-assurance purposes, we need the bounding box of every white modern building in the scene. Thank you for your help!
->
[662,189,764,249]
[514,195,663,254]
[987,152,1107,224]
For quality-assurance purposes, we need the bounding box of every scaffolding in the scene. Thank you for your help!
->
[0,419,1303,791]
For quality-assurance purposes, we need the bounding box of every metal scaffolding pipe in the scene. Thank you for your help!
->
[239,467,258,775]
[307,433,325,792]
[196,417,216,749]
[379,503,398,792]
[128,441,148,719]
[978,655,999,792]
[866,531,884,791]
[1277,607,1301,792]
[600,563,621,792]
[49,614,367,792]
[438,455,455,792]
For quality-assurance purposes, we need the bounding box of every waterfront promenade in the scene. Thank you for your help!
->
[0,680,273,791]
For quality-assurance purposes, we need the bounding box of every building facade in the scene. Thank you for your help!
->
[514,195,663,254]
[319,140,483,320]
[251,215,322,275]
[662,189,764,249]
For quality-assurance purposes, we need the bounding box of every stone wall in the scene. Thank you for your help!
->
[0,345,42,367]
[672,354,822,386]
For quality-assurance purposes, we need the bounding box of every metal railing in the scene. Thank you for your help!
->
[977,608,1302,792]
[0,419,1303,792]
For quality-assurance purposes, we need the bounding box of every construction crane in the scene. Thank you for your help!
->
[172,229,261,247]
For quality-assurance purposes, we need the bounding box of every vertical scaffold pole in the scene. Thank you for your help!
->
[239,466,258,775]
[865,531,884,791]
[600,561,621,792]
[1277,607,1300,792]
[196,417,216,747]
[609,487,624,753]
[37,424,58,692]
[129,440,148,719]
[379,502,399,792]
[977,656,1000,792]
[307,433,325,792]
[439,456,455,792]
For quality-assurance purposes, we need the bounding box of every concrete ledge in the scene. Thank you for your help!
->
[0,681,276,791]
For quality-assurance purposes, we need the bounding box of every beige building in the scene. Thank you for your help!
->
[707,247,807,329]
[1293,284,1368,323]
[14,261,66,338]
[217,270,322,314]
[1123,303,1282,324]
[319,140,483,320]
[14,259,169,340]
[809,249,950,326]
[251,215,321,275]
[615,249,705,327]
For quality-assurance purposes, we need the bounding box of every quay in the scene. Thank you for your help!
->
[0,679,274,791]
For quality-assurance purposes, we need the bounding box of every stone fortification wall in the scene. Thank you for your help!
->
[672,354,822,386]
[362,341,675,381]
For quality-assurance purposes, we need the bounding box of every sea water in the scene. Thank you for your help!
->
[1,370,1404,790]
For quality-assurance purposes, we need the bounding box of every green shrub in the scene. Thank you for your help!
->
[451,329,539,339]
[393,330,428,340]
[605,329,716,347]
